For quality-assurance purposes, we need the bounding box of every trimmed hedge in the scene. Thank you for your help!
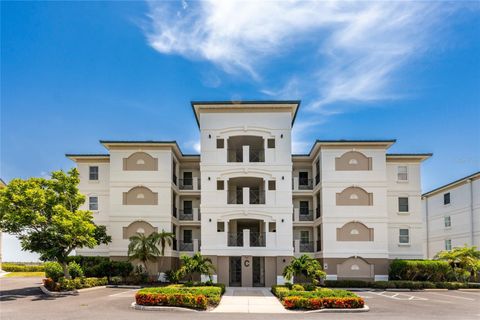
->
[138,285,223,305]
[272,286,356,299]
[389,259,453,282]
[282,296,364,310]
[135,292,208,310]
[2,263,44,272]
[66,256,133,279]
[324,280,480,290]
[43,277,108,292]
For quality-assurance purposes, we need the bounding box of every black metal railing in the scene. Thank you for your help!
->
[316,207,321,219]
[228,232,243,246]
[299,209,314,221]
[179,209,193,220]
[250,232,266,247]
[227,189,243,204]
[249,190,265,204]
[316,240,322,252]
[249,149,265,162]
[300,241,314,252]
[227,149,243,162]
[172,207,177,218]
[179,240,193,251]
[298,178,313,190]
[179,178,193,190]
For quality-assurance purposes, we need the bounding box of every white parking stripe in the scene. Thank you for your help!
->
[425,292,475,301]
[108,289,137,297]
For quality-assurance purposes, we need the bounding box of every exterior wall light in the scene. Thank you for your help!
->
[281,134,283,138]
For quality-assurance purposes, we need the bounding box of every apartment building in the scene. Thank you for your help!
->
[422,172,480,258]
[68,101,431,286]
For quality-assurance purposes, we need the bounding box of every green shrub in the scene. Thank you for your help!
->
[272,285,357,300]
[324,280,372,288]
[139,285,223,306]
[389,259,454,282]
[57,277,108,291]
[303,283,316,291]
[109,276,123,285]
[135,292,208,310]
[68,261,84,279]
[2,263,44,272]
[292,284,304,291]
[44,262,64,281]
[66,256,132,279]
[282,296,364,309]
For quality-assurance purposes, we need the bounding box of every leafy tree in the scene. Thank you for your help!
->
[127,232,161,275]
[179,253,216,281]
[0,169,111,278]
[283,254,326,285]
[155,229,175,256]
[435,245,480,282]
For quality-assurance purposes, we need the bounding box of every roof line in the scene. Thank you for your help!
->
[387,153,433,156]
[65,154,110,157]
[422,171,480,197]
[303,139,397,157]
[190,100,301,128]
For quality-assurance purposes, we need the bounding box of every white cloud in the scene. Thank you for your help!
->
[144,1,457,111]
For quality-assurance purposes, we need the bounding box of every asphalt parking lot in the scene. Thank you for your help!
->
[1,277,479,320]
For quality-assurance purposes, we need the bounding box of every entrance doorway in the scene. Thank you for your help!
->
[229,257,242,287]
[252,257,265,287]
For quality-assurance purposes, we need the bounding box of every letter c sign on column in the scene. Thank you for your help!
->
[244,259,250,267]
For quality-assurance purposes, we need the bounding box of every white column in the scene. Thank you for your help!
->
[294,239,300,254]
[244,229,250,247]
[293,177,299,191]
[193,208,199,221]
[243,187,250,206]
[193,177,199,191]
[243,145,249,164]
[293,208,299,222]
[193,239,199,253]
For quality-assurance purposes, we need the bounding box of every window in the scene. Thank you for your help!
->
[299,201,309,215]
[136,159,145,165]
[351,264,360,271]
[217,221,225,232]
[399,229,409,244]
[269,222,276,232]
[299,172,308,186]
[349,159,358,165]
[216,139,224,149]
[183,230,192,243]
[350,229,359,235]
[89,166,99,180]
[397,166,408,181]
[136,228,145,234]
[349,193,359,200]
[300,231,310,244]
[444,193,450,205]
[136,193,145,199]
[445,239,452,250]
[183,172,193,186]
[89,196,98,211]
[398,197,409,212]
[217,180,224,190]
[444,216,451,228]
[268,180,276,190]
[267,138,275,148]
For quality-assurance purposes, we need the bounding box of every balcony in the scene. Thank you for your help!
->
[172,174,177,185]
[228,190,243,204]
[172,207,177,218]
[179,178,201,191]
[293,208,314,221]
[179,208,201,221]
[227,136,265,163]
[293,239,314,253]
[249,190,265,204]
[227,177,266,205]
[178,239,201,252]
[292,177,313,191]
[250,232,266,247]
[316,207,321,219]
[315,174,320,185]
[316,240,322,252]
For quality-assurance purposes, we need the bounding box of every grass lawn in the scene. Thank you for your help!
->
[4,272,45,277]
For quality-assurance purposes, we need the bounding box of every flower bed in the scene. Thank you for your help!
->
[324,280,480,290]
[43,277,108,292]
[272,285,364,310]
[135,285,224,310]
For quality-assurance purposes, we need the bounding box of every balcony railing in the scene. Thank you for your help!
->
[228,190,243,204]
[249,190,265,204]
[228,232,243,246]
[179,209,193,221]
[179,178,201,190]
[299,241,314,252]
[250,232,266,247]
[227,149,243,162]
[299,209,314,221]
[316,207,321,219]
[179,240,193,252]
[316,240,322,252]
[298,178,313,190]
[249,149,265,162]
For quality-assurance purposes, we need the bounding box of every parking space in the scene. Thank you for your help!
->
[1,277,479,320]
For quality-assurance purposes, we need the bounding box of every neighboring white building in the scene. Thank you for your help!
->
[422,172,480,258]
[68,101,431,286]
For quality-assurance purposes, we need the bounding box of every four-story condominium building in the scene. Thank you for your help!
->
[67,101,431,287]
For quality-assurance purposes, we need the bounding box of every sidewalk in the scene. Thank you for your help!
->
[212,287,289,313]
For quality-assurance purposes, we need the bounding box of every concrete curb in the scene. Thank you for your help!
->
[77,285,107,293]
[385,288,413,292]
[459,288,480,291]
[303,305,370,313]
[40,285,77,296]
[106,285,142,289]
[423,289,448,292]
[0,272,10,278]
[131,302,201,312]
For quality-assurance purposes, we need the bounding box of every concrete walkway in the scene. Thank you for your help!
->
[212,287,289,313]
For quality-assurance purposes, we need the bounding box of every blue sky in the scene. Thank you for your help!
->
[1,1,479,192]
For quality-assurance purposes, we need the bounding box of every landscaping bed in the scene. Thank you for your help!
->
[324,280,480,290]
[43,276,108,292]
[135,284,225,310]
[272,284,365,310]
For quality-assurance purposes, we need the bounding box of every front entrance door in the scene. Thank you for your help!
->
[252,257,265,287]
[229,257,242,287]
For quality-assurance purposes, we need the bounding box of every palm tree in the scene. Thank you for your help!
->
[435,245,480,281]
[154,229,175,272]
[283,254,326,284]
[180,253,216,281]
[127,232,161,274]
